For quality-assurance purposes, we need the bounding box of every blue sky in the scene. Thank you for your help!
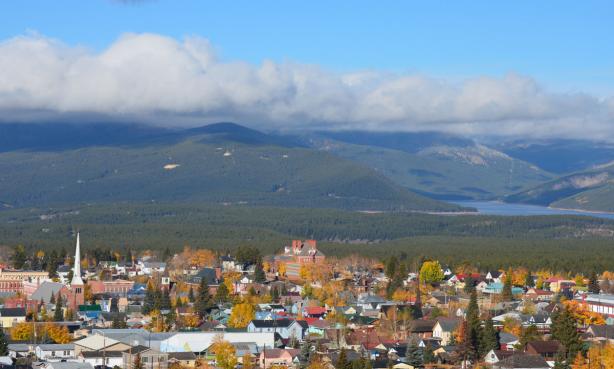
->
[1,0,613,94]
[0,1,612,139]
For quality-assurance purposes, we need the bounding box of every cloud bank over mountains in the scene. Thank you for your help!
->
[1,32,612,140]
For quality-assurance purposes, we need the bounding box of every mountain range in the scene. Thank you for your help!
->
[1,122,613,212]
[0,122,457,212]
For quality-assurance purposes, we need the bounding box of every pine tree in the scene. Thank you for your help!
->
[175,296,183,308]
[336,348,351,369]
[161,290,171,310]
[270,286,280,302]
[299,340,311,368]
[423,343,435,364]
[588,272,600,294]
[215,282,230,304]
[405,337,423,368]
[525,272,535,288]
[501,271,513,301]
[11,245,27,269]
[551,307,581,360]
[465,289,482,360]
[188,286,195,302]
[464,276,475,294]
[479,318,499,356]
[254,261,266,283]
[142,282,155,315]
[0,330,8,356]
[196,278,213,318]
[53,292,63,322]
[112,314,125,329]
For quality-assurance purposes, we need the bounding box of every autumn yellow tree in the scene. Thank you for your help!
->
[210,335,237,369]
[180,314,201,329]
[241,354,254,369]
[419,260,444,284]
[10,322,33,341]
[563,300,606,326]
[228,303,255,328]
[46,324,71,343]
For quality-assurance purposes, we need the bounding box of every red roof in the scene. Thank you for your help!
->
[304,306,326,315]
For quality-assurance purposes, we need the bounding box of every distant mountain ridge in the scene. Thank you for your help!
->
[0,122,460,212]
[506,162,614,212]
[306,131,553,200]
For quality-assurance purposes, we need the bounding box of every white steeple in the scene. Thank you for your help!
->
[71,232,84,286]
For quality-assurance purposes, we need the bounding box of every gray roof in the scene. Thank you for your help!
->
[44,362,94,369]
[7,344,29,352]
[36,344,74,350]
[31,281,65,303]
[494,354,549,369]
[499,332,519,344]
[587,324,614,339]
[436,318,461,332]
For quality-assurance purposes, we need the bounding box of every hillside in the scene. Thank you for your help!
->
[506,162,614,212]
[1,202,613,272]
[308,132,553,200]
[0,122,459,211]
[496,139,614,174]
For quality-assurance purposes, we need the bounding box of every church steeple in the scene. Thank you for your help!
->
[71,232,84,286]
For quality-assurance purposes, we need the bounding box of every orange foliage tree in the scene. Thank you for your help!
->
[563,300,606,326]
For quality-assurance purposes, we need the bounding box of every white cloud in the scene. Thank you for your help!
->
[0,32,612,140]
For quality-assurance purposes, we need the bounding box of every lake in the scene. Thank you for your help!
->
[451,200,614,220]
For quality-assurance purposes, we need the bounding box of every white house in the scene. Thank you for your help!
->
[247,319,308,341]
[35,344,75,361]
[432,318,461,346]
[159,332,275,353]
[79,351,124,368]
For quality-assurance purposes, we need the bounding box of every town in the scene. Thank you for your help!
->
[0,235,611,369]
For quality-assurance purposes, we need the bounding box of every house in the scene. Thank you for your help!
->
[483,282,523,295]
[79,350,124,368]
[499,332,520,351]
[409,320,436,338]
[524,340,562,362]
[138,261,166,275]
[303,306,327,318]
[432,318,461,345]
[306,319,331,336]
[486,271,504,283]
[168,352,198,368]
[259,348,300,369]
[88,280,134,296]
[8,343,30,359]
[159,332,275,353]
[29,281,67,302]
[73,335,132,356]
[188,268,222,285]
[35,344,75,361]
[493,353,549,369]
[0,307,26,328]
[122,346,168,369]
[483,349,515,365]
[575,293,614,318]
[247,319,308,341]
[39,362,94,369]
[585,324,614,343]
[524,288,554,301]
[275,240,326,280]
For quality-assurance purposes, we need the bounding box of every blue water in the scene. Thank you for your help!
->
[451,201,614,220]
